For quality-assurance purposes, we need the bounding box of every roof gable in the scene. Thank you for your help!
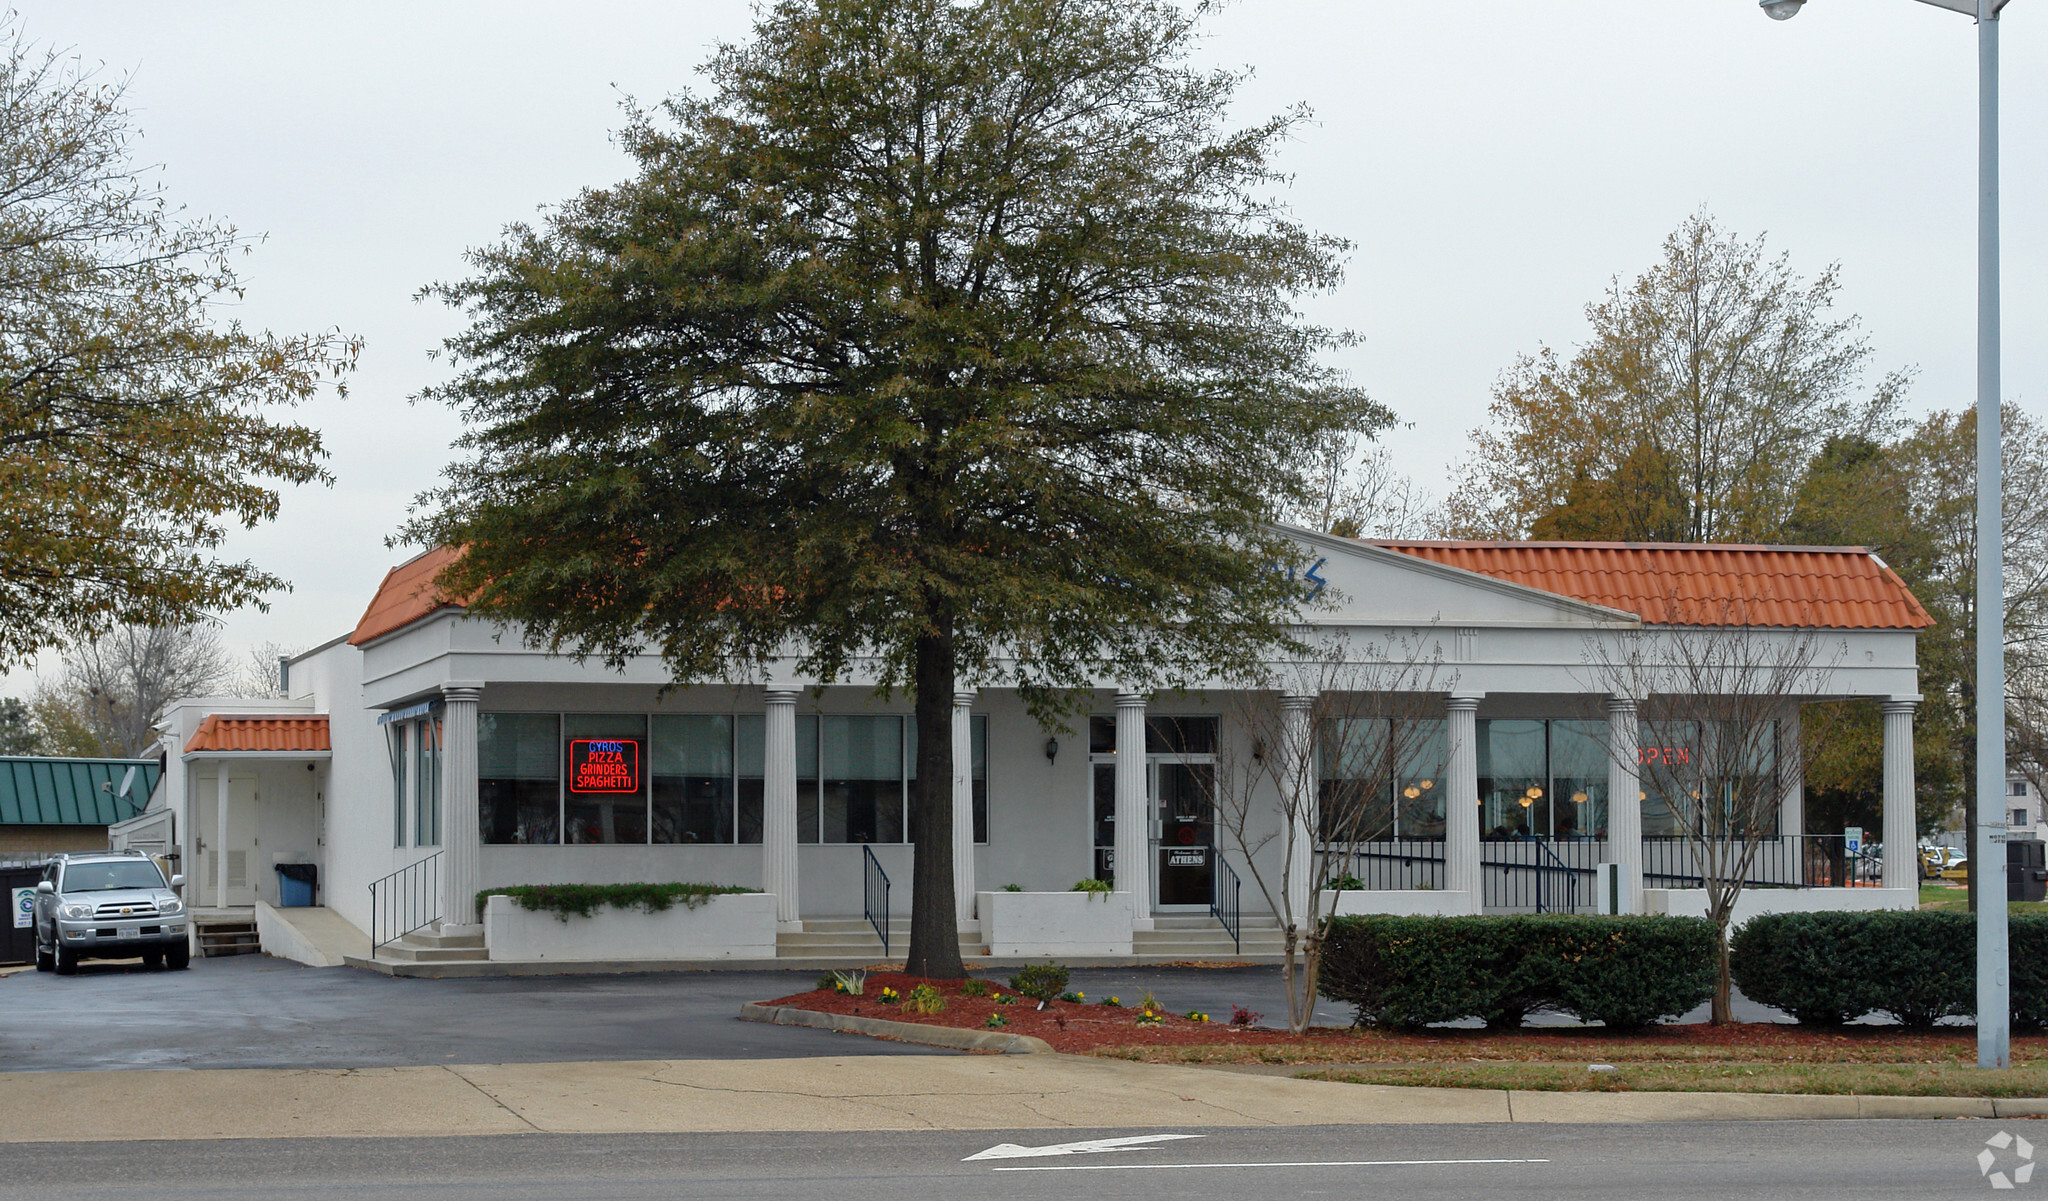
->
[1291,528,1641,627]
[1369,541,1933,630]
[351,545,466,646]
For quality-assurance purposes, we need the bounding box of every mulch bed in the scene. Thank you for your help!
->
[764,971,1285,1053]
[763,972,2048,1060]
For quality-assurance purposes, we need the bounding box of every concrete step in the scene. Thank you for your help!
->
[411,928,485,949]
[378,942,489,963]
[194,917,260,957]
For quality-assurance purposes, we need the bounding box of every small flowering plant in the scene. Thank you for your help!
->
[1135,1006,1165,1027]
[1058,991,1084,1004]
[984,1012,1009,1029]
[994,992,1017,1005]
[1184,1010,1210,1023]
[1102,996,1123,1008]
[877,985,901,1004]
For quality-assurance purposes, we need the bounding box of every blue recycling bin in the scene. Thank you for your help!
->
[275,863,316,907]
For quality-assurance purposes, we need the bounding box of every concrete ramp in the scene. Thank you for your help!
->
[255,902,369,967]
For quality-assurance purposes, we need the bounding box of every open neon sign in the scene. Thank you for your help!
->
[569,739,641,794]
[1639,746,1692,767]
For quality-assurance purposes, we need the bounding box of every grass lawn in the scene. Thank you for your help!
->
[1918,883,2048,914]
[1299,1061,2048,1098]
[1093,1027,2048,1098]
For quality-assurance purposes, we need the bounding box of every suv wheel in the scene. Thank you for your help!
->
[53,942,77,975]
[166,942,190,970]
[34,937,52,972]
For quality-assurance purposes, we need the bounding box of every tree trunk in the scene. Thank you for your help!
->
[1711,916,1734,1025]
[905,625,967,979]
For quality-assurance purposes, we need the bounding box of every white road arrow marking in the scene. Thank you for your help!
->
[963,1133,1206,1162]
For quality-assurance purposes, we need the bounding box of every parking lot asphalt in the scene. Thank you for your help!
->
[0,955,1356,1072]
[0,952,1792,1074]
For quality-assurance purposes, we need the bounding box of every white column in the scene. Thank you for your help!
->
[1884,698,1919,891]
[1444,695,1482,914]
[215,769,229,908]
[952,689,977,927]
[1778,704,1805,844]
[763,687,802,929]
[1114,691,1152,928]
[440,684,483,931]
[1280,692,1317,925]
[1606,696,1643,915]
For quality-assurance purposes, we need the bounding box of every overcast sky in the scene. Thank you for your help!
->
[9,0,2043,689]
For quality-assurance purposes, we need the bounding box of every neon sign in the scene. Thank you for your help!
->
[569,739,641,794]
[1639,746,1692,767]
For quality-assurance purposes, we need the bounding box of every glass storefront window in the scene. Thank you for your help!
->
[479,713,560,845]
[414,714,443,847]
[1146,716,1217,755]
[652,714,734,844]
[564,714,647,845]
[388,722,408,849]
[1319,717,1395,842]
[904,715,990,843]
[822,715,902,844]
[1639,720,1699,837]
[1478,719,1547,839]
[1549,720,1608,839]
[735,714,766,844]
[1395,719,1447,838]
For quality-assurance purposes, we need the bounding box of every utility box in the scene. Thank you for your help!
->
[2009,839,2046,905]
[1,863,45,965]
[275,863,317,908]
[1594,862,1623,915]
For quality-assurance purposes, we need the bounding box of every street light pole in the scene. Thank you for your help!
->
[1760,0,2012,1068]
[1972,0,2009,1073]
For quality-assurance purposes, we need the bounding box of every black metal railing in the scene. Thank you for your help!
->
[1482,838,1599,913]
[368,852,441,957]
[1210,848,1241,954]
[1641,833,1879,890]
[862,844,891,959]
[1328,838,1448,891]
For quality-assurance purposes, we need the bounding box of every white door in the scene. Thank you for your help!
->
[193,777,259,907]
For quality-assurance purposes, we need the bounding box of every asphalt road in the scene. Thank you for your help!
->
[0,955,1370,1071]
[1,1121,2040,1200]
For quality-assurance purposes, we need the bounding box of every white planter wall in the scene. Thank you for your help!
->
[1319,889,1476,917]
[1645,887,1916,925]
[482,891,777,961]
[978,890,1133,956]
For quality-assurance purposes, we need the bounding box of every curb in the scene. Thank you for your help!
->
[737,1002,1055,1054]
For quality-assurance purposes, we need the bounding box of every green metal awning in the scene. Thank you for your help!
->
[0,757,160,826]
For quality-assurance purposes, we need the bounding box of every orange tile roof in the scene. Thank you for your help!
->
[350,545,468,646]
[1371,541,1933,630]
[184,715,332,755]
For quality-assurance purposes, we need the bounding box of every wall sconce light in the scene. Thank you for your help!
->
[1044,737,1059,765]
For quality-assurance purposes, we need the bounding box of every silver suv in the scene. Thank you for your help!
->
[33,851,190,974]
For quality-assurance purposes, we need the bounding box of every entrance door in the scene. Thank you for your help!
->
[193,776,258,907]
[1153,759,1214,907]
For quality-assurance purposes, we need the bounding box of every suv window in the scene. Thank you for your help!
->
[58,860,166,892]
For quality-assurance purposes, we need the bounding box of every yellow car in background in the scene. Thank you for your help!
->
[1922,847,1967,880]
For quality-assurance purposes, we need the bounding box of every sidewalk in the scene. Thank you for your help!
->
[6,1054,2044,1142]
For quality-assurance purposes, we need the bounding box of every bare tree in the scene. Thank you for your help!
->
[1288,432,1444,540]
[1210,631,1448,1033]
[1581,604,1837,1024]
[228,640,302,698]
[43,623,234,757]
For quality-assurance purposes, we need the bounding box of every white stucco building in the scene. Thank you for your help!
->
[148,530,1934,970]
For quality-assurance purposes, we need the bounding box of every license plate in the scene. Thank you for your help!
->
[116,926,140,939]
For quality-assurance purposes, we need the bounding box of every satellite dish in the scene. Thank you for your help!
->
[117,765,136,798]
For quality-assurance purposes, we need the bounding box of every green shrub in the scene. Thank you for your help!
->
[1318,914,1715,1030]
[1009,963,1071,1002]
[480,882,753,922]
[961,979,989,997]
[1731,910,2048,1028]
[1070,878,1113,898]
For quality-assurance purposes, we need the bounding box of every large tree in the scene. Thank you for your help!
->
[1445,213,1903,543]
[0,21,358,669]
[408,0,1384,976]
